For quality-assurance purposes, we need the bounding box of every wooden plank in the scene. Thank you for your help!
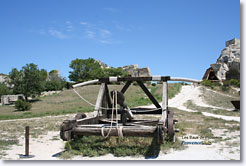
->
[94,83,106,117]
[72,126,156,137]
[161,81,168,122]
[76,116,99,125]
[99,76,170,82]
[101,84,108,118]
[137,81,161,109]
[106,108,162,114]
[121,81,132,94]
[105,84,112,108]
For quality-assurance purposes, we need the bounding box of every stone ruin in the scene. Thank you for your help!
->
[203,38,240,81]
[96,60,152,77]
[122,64,152,77]
[0,94,24,105]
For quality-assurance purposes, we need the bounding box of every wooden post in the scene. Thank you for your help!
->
[25,126,29,156]
[94,83,106,117]
[161,81,168,122]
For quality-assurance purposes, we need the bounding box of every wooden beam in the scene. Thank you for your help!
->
[121,81,132,94]
[99,76,170,82]
[137,81,161,109]
[105,84,112,108]
[161,81,168,122]
[94,83,106,117]
[72,126,156,137]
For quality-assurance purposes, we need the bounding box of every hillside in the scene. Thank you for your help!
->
[0,83,181,120]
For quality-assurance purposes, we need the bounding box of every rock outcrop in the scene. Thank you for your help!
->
[204,38,240,81]
[96,60,152,77]
[0,74,10,86]
[122,64,151,77]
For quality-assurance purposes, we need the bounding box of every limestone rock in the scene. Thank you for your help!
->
[210,38,240,80]
[122,64,152,77]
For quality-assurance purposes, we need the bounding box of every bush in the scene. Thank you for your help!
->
[180,82,188,85]
[201,80,214,89]
[221,86,229,92]
[229,79,240,88]
[223,81,230,87]
[0,83,12,97]
[151,82,156,86]
[15,100,32,111]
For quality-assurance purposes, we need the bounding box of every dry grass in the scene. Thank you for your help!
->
[200,87,240,109]
[173,107,239,138]
[184,100,240,117]
[0,83,181,120]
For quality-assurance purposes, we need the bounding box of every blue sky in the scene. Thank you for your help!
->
[0,0,240,80]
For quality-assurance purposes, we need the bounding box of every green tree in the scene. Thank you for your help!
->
[69,58,104,82]
[103,67,128,77]
[9,63,46,100]
[0,83,12,97]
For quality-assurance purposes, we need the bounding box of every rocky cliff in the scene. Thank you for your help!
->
[210,38,240,80]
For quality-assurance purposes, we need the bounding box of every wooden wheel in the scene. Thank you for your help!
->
[167,109,175,141]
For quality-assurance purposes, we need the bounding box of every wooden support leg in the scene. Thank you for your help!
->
[121,81,132,94]
[94,83,106,117]
[137,81,161,109]
[161,81,168,122]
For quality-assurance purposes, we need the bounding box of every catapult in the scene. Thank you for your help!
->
[60,76,200,144]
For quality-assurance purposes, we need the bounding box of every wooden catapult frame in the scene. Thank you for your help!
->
[60,76,200,144]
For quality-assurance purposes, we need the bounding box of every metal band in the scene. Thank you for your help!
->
[152,75,162,81]
[109,77,118,82]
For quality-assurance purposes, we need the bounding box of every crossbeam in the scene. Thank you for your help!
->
[137,81,161,109]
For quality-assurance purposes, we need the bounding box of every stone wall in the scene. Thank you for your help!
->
[0,94,24,105]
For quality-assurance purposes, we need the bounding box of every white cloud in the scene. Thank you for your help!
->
[85,30,95,39]
[80,21,88,25]
[48,29,68,39]
[103,7,119,13]
[65,21,73,32]
[100,29,111,38]
[115,24,132,32]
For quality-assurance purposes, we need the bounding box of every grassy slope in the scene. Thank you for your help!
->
[0,83,181,120]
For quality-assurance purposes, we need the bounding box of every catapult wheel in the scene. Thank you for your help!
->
[167,109,175,141]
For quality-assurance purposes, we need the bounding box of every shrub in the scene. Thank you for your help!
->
[151,82,156,86]
[221,86,229,92]
[0,83,12,97]
[180,82,189,85]
[201,80,213,89]
[223,81,230,87]
[229,79,240,88]
[15,100,32,111]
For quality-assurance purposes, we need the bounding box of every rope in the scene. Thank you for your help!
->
[73,88,162,112]
[101,90,116,138]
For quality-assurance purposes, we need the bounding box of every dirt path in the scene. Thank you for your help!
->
[141,85,239,122]
[168,85,240,122]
